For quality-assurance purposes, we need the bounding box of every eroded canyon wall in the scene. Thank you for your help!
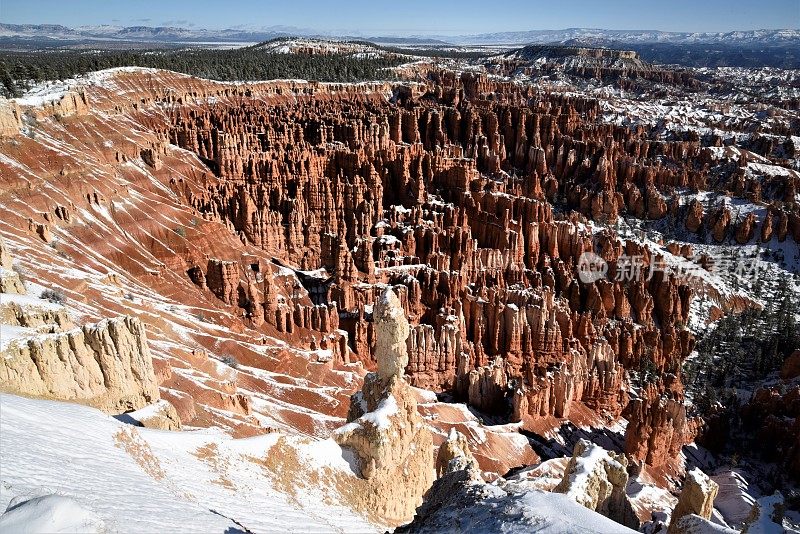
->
[148,71,761,468]
[3,67,796,471]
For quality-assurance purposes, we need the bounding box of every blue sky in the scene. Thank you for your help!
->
[1,0,798,35]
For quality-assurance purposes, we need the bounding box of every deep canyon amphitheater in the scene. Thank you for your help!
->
[0,40,799,533]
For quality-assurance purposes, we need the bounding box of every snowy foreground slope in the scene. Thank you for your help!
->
[0,392,655,533]
[0,393,377,533]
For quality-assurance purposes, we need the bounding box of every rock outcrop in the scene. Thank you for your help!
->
[374,289,410,381]
[28,90,89,118]
[0,316,160,413]
[399,442,638,533]
[0,100,21,137]
[739,384,800,480]
[668,468,719,534]
[623,386,697,468]
[333,288,434,526]
[0,237,159,414]
[435,428,480,478]
[0,234,12,269]
[554,439,638,529]
[685,199,704,233]
[781,349,800,380]
[128,399,182,431]
[0,235,24,294]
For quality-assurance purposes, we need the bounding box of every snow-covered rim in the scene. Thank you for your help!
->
[10,66,424,109]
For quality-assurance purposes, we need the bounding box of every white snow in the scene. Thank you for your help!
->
[0,494,105,534]
[746,493,787,534]
[377,234,400,247]
[0,325,37,352]
[673,514,738,533]
[0,291,65,312]
[423,482,637,533]
[747,162,800,179]
[711,470,757,528]
[360,394,398,430]
[505,490,635,533]
[0,393,378,533]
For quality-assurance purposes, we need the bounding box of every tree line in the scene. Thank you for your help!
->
[0,46,405,97]
[684,275,800,414]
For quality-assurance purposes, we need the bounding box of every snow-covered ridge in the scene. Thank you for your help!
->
[253,38,387,57]
[7,66,411,112]
[446,28,800,46]
[10,67,164,107]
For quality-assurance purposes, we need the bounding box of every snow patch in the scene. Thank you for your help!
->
[0,494,104,534]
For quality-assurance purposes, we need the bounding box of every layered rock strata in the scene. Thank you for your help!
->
[0,235,24,294]
[0,239,159,413]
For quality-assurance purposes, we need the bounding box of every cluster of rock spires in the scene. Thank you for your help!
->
[334,290,632,529]
[151,71,795,470]
[144,69,797,528]
[0,63,796,531]
[2,68,794,474]
[328,289,733,532]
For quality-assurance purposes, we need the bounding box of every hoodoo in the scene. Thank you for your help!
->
[334,288,435,526]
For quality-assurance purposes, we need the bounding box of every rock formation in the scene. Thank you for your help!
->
[623,386,697,467]
[156,73,718,468]
[554,439,638,529]
[0,63,795,505]
[0,235,24,294]
[333,288,434,526]
[399,438,638,533]
[0,234,12,269]
[0,315,160,413]
[135,67,798,470]
[0,100,21,137]
[374,289,410,381]
[685,199,704,233]
[128,399,183,431]
[781,349,800,380]
[0,237,159,414]
[435,428,480,478]
[668,468,719,534]
[739,384,800,480]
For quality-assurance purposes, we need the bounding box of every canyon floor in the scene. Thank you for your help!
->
[0,41,798,533]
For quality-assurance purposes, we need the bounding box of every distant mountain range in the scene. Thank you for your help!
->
[0,23,307,44]
[443,28,800,46]
[1,23,798,47]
